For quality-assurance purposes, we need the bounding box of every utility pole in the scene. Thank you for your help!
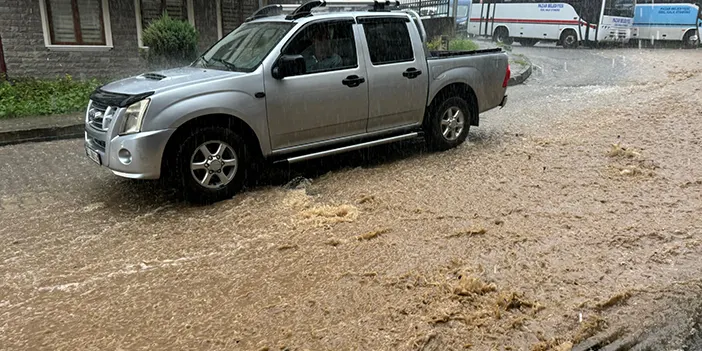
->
[451,0,459,37]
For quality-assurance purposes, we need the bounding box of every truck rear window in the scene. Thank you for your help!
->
[360,18,414,65]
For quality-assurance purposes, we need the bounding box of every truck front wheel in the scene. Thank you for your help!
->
[174,127,249,204]
[424,96,471,151]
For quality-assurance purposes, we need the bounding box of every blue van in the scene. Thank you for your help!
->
[632,1,701,47]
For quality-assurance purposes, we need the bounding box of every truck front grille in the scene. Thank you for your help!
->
[87,101,116,131]
[91,138,106,151]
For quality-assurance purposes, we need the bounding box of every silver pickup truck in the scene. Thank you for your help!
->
[84,0,510,203]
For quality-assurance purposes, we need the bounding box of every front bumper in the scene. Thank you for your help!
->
[85,126,174,179]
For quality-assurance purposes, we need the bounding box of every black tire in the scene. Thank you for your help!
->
[560,30,579,49]
[424,96,471,151]
[518,38,539,47]
[173,127,249,204]
[493,27,513,45]
[682,30,698,49]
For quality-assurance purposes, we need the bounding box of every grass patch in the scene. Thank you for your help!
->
[512,58,529,66]
[496,41,513,51]
[427,37,479,51]
[449,38,479,51]
[0,75,101,119]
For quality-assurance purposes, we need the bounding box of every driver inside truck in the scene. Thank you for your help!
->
[302,25,342,72]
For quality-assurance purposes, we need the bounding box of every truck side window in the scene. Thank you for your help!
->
[361,18,414,65]
[282,20,357,74]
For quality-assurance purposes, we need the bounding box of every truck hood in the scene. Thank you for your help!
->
[99,66,243,96]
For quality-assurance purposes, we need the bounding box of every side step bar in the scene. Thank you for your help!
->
[281,132,420,164]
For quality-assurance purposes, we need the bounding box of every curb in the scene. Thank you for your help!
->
[0,124,84,147]
[472,38,533,87]
[508,56,533,86]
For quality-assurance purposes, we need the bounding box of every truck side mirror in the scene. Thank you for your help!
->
[272,55,306,79]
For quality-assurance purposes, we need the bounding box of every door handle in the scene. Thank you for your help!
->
[403,68,422,79]
[342,75,365,87]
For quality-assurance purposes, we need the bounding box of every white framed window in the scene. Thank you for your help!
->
[135,0,195,48]
[216,0,223,39]
[38,0,113,51]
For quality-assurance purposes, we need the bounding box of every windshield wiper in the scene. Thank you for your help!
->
[209,58,238,71]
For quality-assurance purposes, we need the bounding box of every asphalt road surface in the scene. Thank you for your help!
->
[1,46,701,351]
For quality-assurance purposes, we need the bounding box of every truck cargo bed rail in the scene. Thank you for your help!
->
[428,47,503,58]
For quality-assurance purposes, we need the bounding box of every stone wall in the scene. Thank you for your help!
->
[194,0,219,53]
[0,0,254,79]
[0,0,145,80]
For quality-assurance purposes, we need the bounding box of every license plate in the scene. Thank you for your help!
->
[86,147,101,165]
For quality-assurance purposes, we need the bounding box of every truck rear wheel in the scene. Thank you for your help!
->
[424,96,471,151]
[174,127,249,204]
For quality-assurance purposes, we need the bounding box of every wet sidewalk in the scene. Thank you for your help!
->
[0,113,84,146]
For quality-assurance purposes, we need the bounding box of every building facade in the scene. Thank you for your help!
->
[0,0,296,79]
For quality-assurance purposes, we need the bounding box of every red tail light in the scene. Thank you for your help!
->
[503,64,511,88]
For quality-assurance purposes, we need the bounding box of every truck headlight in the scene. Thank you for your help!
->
[120,98,150,135]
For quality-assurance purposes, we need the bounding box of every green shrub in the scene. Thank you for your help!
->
[427,37,444,51]
[426,37,478,51]
[0,75,101,119]
[449,38,479,51]
[142,12,199,66]
[142,13,198,65]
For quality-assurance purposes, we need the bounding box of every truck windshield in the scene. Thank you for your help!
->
[604,0,635,17]
[197,22,294,73]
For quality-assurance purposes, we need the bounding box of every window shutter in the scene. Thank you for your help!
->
[141,0,164,28]
[77,0,104,44]
[141,0,188,30]
[49,0,77,43]
[164,0,188,20]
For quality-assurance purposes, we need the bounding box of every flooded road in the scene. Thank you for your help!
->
[1,48,701,350]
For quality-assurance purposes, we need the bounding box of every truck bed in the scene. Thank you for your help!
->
[425,48,509,114]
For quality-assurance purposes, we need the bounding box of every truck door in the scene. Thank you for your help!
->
[264,19,370,150]
[358,16,429,132]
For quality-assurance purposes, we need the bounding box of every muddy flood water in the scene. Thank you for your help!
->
[1,52,702,350]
